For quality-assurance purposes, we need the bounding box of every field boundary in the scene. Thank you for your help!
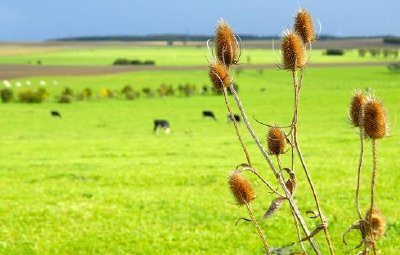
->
[0,62,392,79]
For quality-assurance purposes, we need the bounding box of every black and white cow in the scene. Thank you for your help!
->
[202,110,217,121]
[154,119,170,134]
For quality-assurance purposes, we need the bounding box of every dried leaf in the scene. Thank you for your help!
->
[306,210,320,218]
[235,217,251,226]
[294,223,326,244]
[342,220,362,245]
[236,163,250,170]
[262,197,286,220]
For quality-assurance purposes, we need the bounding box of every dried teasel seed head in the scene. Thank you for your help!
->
[365,208,386,240]
[349,91,366,127]
[209,61,231,90]
[215,19,238,66]
[294,8,315,44]
[267,127,286,155]
[228,170,255,205]
[363,98,387,139]
[281,32,306,71]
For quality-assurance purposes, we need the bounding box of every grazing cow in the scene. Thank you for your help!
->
[154,119,170,134]
[227,113,241,123]
[51,111,62,118]
[202,110,217,121]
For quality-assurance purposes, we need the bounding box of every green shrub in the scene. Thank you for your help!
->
[142,87,154,97]
[369,49,381,57]
[325,49,344,56]
[19,89,47,103]
[0,88,13,103]
[383,36,400,44]
[387,62,400,73]
[57,94,73,103]
[358,49,367,57]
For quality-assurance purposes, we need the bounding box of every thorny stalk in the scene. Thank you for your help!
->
[370,139,379,255]
[291,68,335,255]
[241,166,285,198]
[245,202,271,254]
[355,126,365,220]
[277,156,307,254]
[229,84,321,255]
[222,86,252,166]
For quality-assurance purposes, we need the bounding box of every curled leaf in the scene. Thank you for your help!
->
[235,217,251,226]
[306,210,320,219]
[342,220,362,246]
[262,197,286,220]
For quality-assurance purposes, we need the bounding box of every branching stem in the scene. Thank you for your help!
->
[291,69,335,255]
[222,86,252,166]
[355,127,365,220]
[245,202,271,254]
[229,84,321,255]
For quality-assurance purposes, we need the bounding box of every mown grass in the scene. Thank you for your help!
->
[0,66,399,254]
[0,46,393,66]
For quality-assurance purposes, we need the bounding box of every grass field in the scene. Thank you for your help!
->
[0,65,399,254]
[0,46,395,67]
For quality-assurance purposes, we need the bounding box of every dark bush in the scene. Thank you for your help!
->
[19,89,47,103]
[383,49,399,58]
[76,88,93,100]
[369,49,381,57]
[121,85,133,94]
[142,87,154,97]
[82,88,93,99]
[62,87,74,96]
[113,59,156,66]
[325,49,344,56]
[358,49,367,57]
[387,62,400,73]
[143,60,155,65]
[121,85,140,100]
[157,83,175,97]
[113,58,130,65]
[125,90,140,100]
[177,83,197,97]
[57,94,73,103]
[1,88,13,103]
[383,36,400,44]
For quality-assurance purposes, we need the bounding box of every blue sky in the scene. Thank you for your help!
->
[0,0,399,41]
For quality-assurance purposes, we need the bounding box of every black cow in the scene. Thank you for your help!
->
[202,110,217,121]
[154,119,170,134]
[51,111,62,118]
[227,113,240,123]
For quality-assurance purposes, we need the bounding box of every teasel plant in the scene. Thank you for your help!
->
[207,8,336,255]
[343,93,388,255]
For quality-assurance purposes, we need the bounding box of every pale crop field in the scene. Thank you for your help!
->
[0,46,393,66]
[0,66,399,254]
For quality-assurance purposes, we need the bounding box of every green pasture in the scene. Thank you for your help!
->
[0,66,399,254]
[0,46,394,66]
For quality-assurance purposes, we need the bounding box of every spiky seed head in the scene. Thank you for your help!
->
[228,171,255,205]
[281,32,306,71]
[350,91,366,127]
[365,208,386,240]
[215,19,238,66]
[363,98,387,139]
[294,8,315,44]
[267,127,286,155]
[209,61,231,90]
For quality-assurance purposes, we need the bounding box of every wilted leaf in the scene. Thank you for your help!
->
[342,220,362,245]
[306,210,320,218]
[262,197,286,220]
[235,217,251,226]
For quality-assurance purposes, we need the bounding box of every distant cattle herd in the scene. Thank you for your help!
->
[154,110,240,134]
